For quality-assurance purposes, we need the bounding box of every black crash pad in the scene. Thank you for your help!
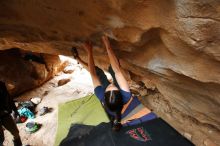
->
[60,118,195,146]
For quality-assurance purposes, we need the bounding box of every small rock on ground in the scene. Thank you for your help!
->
[58,79,71,86]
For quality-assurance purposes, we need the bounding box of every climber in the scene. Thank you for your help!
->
[0,81,23,146]
[71,36,157,131]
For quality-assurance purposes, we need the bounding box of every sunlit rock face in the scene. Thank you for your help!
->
[0,48,62,96]
[0,0,220,145]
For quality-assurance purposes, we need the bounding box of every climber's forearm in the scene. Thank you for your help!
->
[87,48,101,87]
[106,46,121,73]
[77,56,88,70]
[88,50,96,76]
[102,36,121,73]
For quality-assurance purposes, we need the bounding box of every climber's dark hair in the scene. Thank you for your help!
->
[104,90,123,112]
[104,90,123,131]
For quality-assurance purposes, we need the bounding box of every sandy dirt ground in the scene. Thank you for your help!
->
[3,56,94,146]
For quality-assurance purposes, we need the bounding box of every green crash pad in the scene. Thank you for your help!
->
[55,94,109,146]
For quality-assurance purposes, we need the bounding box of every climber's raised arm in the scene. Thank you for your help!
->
[102,36,130,92]
[71,47,89,70]
[83,42,101,88]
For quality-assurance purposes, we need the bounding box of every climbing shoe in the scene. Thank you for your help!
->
[25,122,40,133]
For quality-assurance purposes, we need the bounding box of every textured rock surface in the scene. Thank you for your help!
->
[0,48,62,96]
[0,0,220,145]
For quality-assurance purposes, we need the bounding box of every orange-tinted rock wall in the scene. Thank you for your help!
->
[0,0,219,145]
[0,48,62,96]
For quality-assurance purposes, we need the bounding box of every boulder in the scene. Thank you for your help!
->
[0,0,219,145]
[0,48,62,96]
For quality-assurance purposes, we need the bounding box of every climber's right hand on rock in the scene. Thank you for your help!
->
[102,35,111,50]
[83,41,93,53]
